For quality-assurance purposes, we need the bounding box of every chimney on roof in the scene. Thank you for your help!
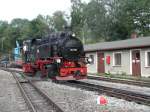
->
[131,32,138,39]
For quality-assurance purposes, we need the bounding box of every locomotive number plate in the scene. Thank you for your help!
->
[70,49,77,51]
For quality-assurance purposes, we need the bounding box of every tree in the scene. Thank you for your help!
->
[71,0,86,38]
[0,21,8,39]
[45,15,55,32]
[29,15,50,38]
[52,11,67,31]
[83,0,108,42]
[10,18,31,39]
[107,0,150,40]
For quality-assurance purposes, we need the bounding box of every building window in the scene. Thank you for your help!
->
[145,51,150,67]
[114,53,121,66]
[89,55,94,64]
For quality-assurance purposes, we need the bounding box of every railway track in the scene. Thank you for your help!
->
[1,68,150,106]
[66,80,150,106]
[9,71,64,112]
[88,75,150,87]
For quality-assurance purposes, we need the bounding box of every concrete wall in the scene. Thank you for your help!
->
[140,48,150,77]
[86,52,97,73]
[104,50,131,75]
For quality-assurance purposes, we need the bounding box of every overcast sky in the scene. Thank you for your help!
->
[0,0,72,22]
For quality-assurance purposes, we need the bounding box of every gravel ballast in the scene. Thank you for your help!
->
[81,79,150,96]
[35,81,150,112]
[0,70,29,112]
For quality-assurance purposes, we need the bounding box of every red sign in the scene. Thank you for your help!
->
[106,56,110,64]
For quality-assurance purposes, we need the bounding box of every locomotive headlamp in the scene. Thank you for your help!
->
[56,59,61,63]
[87,57,93,64]
[72,33,75,37]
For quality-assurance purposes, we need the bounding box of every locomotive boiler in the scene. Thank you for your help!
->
[22,31,89,80]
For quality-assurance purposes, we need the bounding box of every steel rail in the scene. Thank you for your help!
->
[11,72,36,112]
[88,75,150,87]
[2,67,150,88]
[67,81,150,106]
[1,68,150,106]
[27,79,64,112]
[3,68,64,112]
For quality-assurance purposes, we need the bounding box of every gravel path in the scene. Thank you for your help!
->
[81,79,150,96]
[0,70,29,112]
[35,81,150,112]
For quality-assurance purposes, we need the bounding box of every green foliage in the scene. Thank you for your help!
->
[71,0,150,43]
[0,11,68,53]
[0,0,150,53]
[29,15,49,38]
[107,0,150,40]
[52,11,67,31]
[83,0,108,41]
[71,0,86,38]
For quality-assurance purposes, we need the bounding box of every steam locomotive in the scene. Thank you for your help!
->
[22,31,89,80]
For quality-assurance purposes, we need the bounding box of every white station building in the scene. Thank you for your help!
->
[84,36,150,77]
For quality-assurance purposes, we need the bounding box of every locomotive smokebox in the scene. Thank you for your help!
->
[61,36,84,60]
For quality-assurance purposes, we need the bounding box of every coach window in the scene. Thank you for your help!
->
[89,55,94,64]
[145,51,150,67]
[113,52,121,66]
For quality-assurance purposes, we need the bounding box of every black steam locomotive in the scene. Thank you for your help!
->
[23,31,88,80]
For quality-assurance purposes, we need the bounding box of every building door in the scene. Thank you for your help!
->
[98,52,105,73]
[132,50,141,76]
